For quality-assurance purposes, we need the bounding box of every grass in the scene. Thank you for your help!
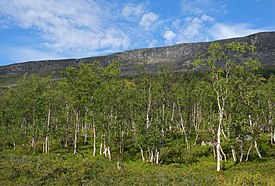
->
[0,147,275,185]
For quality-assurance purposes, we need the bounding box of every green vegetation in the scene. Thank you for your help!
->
[1,148,275,185]
[0,42,274,184]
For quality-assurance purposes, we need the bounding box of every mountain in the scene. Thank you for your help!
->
[1,32,275,86]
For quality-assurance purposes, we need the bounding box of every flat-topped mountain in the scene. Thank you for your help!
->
[1,32,275,86]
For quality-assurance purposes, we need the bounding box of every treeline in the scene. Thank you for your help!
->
[0,42,274,171]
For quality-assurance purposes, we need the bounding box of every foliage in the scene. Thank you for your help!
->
[0,42,274,184]
[0,149,274,185]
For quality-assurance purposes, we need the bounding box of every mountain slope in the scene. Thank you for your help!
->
[1,32,275,86]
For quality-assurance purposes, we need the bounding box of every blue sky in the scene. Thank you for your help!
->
[0,0,274,66]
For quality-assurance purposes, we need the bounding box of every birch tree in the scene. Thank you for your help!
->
[193,42,258,171]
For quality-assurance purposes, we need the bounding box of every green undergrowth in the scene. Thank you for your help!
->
[0,148,274,185]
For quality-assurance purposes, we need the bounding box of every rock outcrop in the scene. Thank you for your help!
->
[0,32,275,85]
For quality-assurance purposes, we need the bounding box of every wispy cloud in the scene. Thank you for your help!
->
[163,29,176,43]
[208,23,264,40]
[140,12,159,30]
[166,0,268,43]
[122,3,146,18]
[0,0,130,54]
[0,0,164,59]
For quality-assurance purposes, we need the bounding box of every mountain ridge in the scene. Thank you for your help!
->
[1,31,275,85]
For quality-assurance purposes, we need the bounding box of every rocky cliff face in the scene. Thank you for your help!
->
[1,32,275,85]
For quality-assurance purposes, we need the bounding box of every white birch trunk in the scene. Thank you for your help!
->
[268,100,274,144]
[239,140,244,162]
[155,149,159,164]
[271,127,274,145]
[84,121,87,144]
[45,107,51,154]
[231,146,237,163]
[107,146,111,162]
[103,137,108,158]
[138,145,145,163]
[212,143,216,160]
[170,102,175,130]
[216,118,221,171]
[254,139,262,158]
[178,102,190,155]
[120,130,124,156]
[93,125,96,157]
[220,145,227,162]
[65,103,69,148]
[148,148,154,163]
[100,135,103,156]
[246,142,253,161]
[45,136,49,154]
[150,150,154,163]
[146,83,152,129]
[73,111,79,155]
[216,93,224,172]
[31,137,36,150]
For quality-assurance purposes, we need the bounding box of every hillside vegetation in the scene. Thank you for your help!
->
[0,42,274,184]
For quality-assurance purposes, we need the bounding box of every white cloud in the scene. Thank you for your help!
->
[171,16,211,43]
[178,17,204,42]
[122,3,146,18]
[140,12,159,30]
[163,30,176,43]
[174,0,219,43]
[181,0,215,16]
[208,23,264,40]
[201,15,215,23]
[0,0,130,55]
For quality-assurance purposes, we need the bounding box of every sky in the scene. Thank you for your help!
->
[0,0,274,66]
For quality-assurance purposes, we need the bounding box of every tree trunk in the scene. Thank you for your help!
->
[217,117,222,171]
[146,83,152,129]
[271,126,274,145]
[100,135,103,156]
[170,102,175,130]
[246,142,253,161]
[73,110,79,155]
[254,139,262,158]
[31,136,36,150]
[178,102,190,156]
[93,125,96,157]
[216,94,224,172]
[45,136,49,154]
[65,127,68,148]
[119,120,124,157]
[192,102,200,146]
[231,145,237,163]
[239,139,244,162]
[138,145,145,163]
[155,148,160,164]
[220,145,227,162]
[65,103,69,148]
[45,107,51,154]
[107,146,111,162]
[84,121,87,144]
[212,143,216,160]
[268,100,274,145]
[148,147,154,163]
